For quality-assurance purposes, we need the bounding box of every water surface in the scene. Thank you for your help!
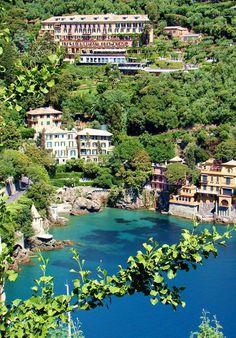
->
[6,209,236,337]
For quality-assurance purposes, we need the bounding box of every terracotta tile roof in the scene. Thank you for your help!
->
[27,107,62,115]
[42,14,149,24]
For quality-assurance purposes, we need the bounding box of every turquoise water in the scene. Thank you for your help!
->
[6,209,236,337]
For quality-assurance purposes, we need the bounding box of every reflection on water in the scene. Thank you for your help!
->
[6,208,236,338]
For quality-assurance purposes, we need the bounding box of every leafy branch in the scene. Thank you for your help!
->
[0,224,235,337]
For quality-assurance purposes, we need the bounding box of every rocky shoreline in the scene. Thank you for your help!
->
[11,238,75,271]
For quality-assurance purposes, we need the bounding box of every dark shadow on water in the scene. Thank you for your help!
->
[114,218,138,224]
[81,230,121,244]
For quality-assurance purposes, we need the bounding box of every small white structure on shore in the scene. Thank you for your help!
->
[31,204,53,241]
[31,204,44,235]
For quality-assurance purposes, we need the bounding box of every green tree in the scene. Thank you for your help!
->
[0,150,31,180]
[0,199,16,247]
[24,144,54,169]
[215,139,236,162]
[185,144,208,169]
[82,162,100,179]
[190,310,225,338]
[166,163,190,188]
[0,121,22,150]
[27,181,54,212]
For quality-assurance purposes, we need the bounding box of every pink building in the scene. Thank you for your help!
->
[164,26,201,43]
[40,14,153,61]
[151,164,168,191]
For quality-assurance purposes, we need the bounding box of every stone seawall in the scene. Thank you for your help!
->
[169,203,198,219]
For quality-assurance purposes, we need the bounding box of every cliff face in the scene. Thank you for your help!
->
[115,189,156,210]
[52,187,156,214]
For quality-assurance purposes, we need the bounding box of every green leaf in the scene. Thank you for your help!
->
[16,86,25,93]
[48,54,59,64]
[154,275,164,283]
[167,270,176,280]
[12,299,21,307]
[6,270,18,282]
[15,104,22,112]
[73,279,80,288]
[192,253,202,263]
[143,243,152,252]
[150,298,158,305]
[40,87,49,94]
[47,79,55,88]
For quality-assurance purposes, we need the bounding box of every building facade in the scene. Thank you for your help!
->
[40,14,153,60]
[151,164,168,191]
[197,159,236,214]
[77,128,113,162]
[44,127,78,164]
[164,26,201,43]
[44,127,113,163]
[80,49,127,64]
[27,107,62,133]
[169,184,199,218]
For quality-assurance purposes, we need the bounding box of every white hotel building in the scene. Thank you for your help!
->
[44,127,113,163]
[44,127,78,164]
[77,128,113,162]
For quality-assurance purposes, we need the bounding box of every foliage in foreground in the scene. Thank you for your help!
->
[190,310,225,338]
[0,223,235,337]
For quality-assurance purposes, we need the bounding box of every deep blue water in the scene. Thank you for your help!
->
[6,209,236,338]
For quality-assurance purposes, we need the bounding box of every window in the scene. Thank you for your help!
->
[203,185,206,191]
[226,177,231,185]
[202,175,207,183]
[92,149,97,155]
[69,141,74,147]
[210,186,214,192]
[222,188,232,196]
[70,150,76,157]
[41,122,44,126]
[47,114,50,118]
[47,142,52,148]
[61,142,65,146]
[47,121,50,125]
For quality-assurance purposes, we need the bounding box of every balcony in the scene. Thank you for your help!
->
[197,188,219,195]
[201,167,222,174]
[27,117,38,122]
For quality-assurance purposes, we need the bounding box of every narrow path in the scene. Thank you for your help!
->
[6,190,26,204]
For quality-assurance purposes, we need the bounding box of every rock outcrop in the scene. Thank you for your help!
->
[115,189,156,210]
[54,187,109,215]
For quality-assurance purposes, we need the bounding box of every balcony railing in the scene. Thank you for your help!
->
[196,188,219,195]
